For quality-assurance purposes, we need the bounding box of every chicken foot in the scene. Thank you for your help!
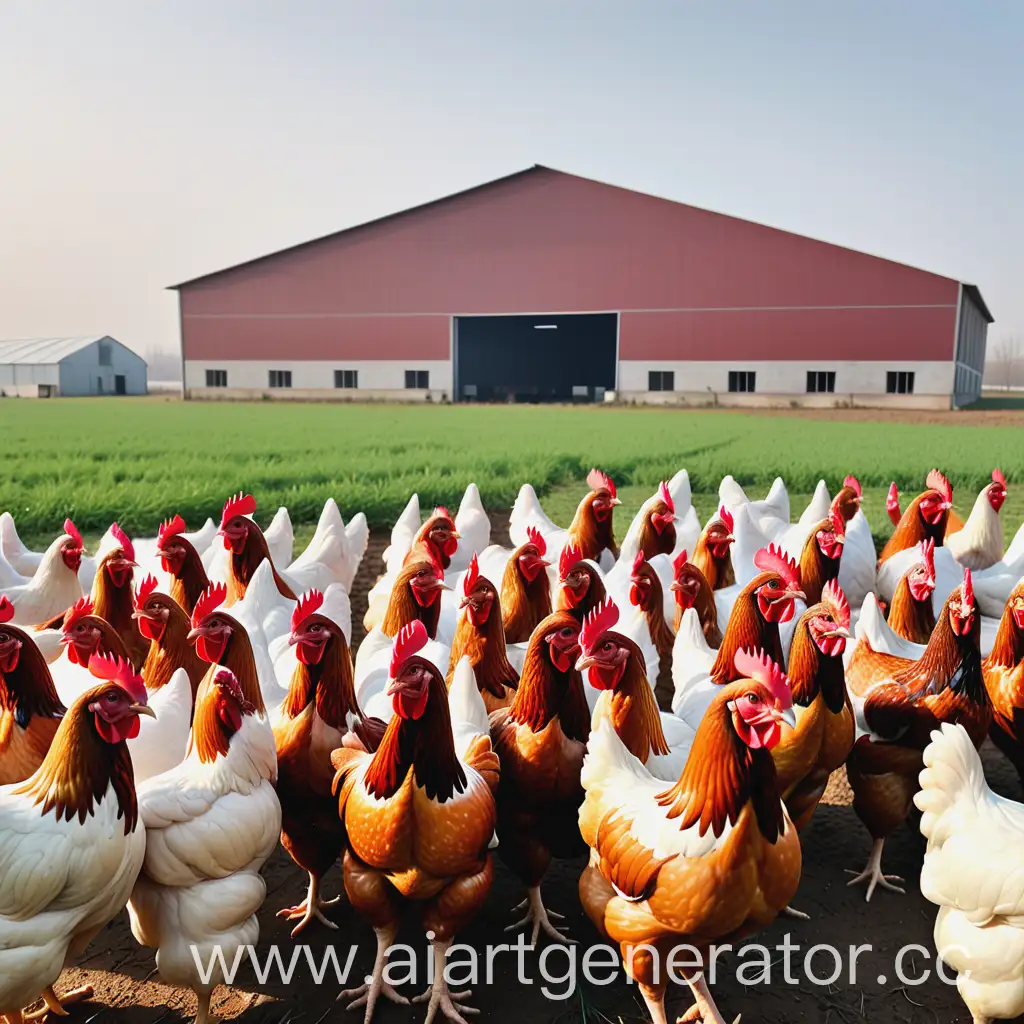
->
[412,939,479,1024]
[505,886,575,945]
[338,924,410,1024]
[194,990,219,1024]
[676,975,739,1024]
[845,838,905,901]
[277,872,340,937]
[24,985,94,1021]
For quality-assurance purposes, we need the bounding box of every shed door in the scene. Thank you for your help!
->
[115,375,126,395]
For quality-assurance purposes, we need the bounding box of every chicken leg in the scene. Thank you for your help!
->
[677,976,738,1024]
[505,886,575,945]
[845,838,905,901]
[277,872,340,936]
[412,939,478,1024]
[338,924,410,1023]
[194,991,218,1024]
[24,985,94,1021]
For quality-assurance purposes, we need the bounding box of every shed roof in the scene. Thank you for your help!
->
[0,336,114,365]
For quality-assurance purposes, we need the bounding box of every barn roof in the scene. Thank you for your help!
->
[0,336,114,365]
[167,164,993,321]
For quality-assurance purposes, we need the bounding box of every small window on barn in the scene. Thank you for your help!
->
[648,370,675,392]
[728,370,756,393]
[886,371,915,394]
[268,370,292,388]
[806,370,836,393]
[335,369,358,389]
[405,370,429,389]
[206,369,227,387]
[98,342,112,366]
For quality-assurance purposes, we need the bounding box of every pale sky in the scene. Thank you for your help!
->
[1,1,1021,369]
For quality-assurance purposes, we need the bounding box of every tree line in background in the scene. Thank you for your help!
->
[985,336,1024,389]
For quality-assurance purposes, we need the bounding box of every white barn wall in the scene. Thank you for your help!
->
[58,338,148,396]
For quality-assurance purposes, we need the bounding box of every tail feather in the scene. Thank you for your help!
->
[916,723,985,845]
[449,655,491,758]
[582,717,652,791]
[0,511,30,559]
[798,480,832,529]
[762,477,790,522]
[667,468,692,516]
[718,475,749,509]
[264,506,294,567]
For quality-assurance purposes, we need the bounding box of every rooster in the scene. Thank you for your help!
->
[274,590,385,936]
[50,596,130,708]
[796,506,846,606]
[0,653,152,1024]
[128,666,281,1024]
[498,526,552,645]
[576,598,696,781]
[578,647,800,1024]
[845,568,991,900]
[982,579,1024,787]
[91,524,148,669]
[627,480,677,561]
[670,550,722,647]
[0,595,65,785]
[671,544,806,732]
[555,543,608,619]
[490,610,589,944]
[510,468,621,571]
[134,575,208,698]
[156,514,213,616]
[915,722,1024,1024]
[332,621,499,1022]
[946,468,1009,570]
[445,554,519,713]
[879,468,954,564]
[691,505,736,590]
[405,505,460,571]
[885,539,937,643]
[1,518,85,626]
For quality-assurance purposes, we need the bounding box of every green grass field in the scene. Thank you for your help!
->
[2,398,1022,546]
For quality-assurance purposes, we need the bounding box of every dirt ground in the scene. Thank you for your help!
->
[51,517,1022,1024]
[725,405,1024,428]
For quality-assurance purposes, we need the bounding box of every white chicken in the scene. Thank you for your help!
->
[0,512,98,592]
[915,722,1024,1024]
[0,653,152,1024]
[945,469,1009,571]
[128,666,281,1024]
[1,520,85,626]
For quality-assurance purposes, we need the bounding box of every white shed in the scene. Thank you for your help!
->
[0,336,148,397]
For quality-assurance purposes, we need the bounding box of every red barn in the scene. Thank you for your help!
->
[171,166,991,409]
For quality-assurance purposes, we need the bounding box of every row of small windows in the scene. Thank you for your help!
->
[204,369,431,390]
[646,370,917,395]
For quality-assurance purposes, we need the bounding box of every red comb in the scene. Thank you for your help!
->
[886,481,901,524]
[221,493,257,528]
[821,580,850,629]
[158,514,187,546]
[433,506,452,522]
[111,523,134,562]
[962,567,974,610]
[718,505,734,534]
[390,619,428,678]
[993,468,1006,489]
[463,553,481,595]
[657,480,674,513]
[88,651,148,706]
[672,549,689,576]
[631,549,646,577]
[733,647,792,709]
[586,468,616,499]
[133,575,159,610]
[753,543,801,589]
[579,598,620,657]
[64,595,94,630]
[191,582,227,628]
[559,542,583,579]
[63,519,82,547]
[525,525,547,556]
[843,475,862,498]
[926,469,952,503]
[0,595,13,624]
[291,589,324,633]
[918,538,936,579]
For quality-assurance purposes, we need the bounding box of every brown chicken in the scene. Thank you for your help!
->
[446,554,518,713]
[797,506,846,606]
[982,579,1024,786]
[0,595,65,785]
[831,474,863,526]
[274,590,384,936]
[886,539,937,643]
[555,543,607,620]
[61,597,130,666]
[566,468,620,564]
[879,469,954,563]
[155,514,212,617]
[219,493,295,605]
[381,556,447,640]
[628,551,675,704]
[578,647,800,1024]
[845,568,990,900]
[332,621,499,1023]
[691,505,735,590]
[91,524,147,669]
[133,576,207,699]
[670,550,722,646]
[500,526,552,644]
[489,610,589,943]
[634,481,676,560]
[405,506,460,571]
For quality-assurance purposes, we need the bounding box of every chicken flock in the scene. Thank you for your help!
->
[0,465,1023,1024]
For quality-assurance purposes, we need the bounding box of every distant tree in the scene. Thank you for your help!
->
[986,336,1023,389]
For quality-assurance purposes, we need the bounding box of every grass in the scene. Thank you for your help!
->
[2,398,1022,546]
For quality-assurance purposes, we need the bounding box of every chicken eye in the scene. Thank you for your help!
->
[561,628,574,637]
[310,623,322,632]
[768,579,780,590]
[106,693,119,703]
[747,693,761,704]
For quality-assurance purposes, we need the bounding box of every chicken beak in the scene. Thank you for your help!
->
[385,677,401,697]
[575,654,597,672]
[452,530,461,540]
[787,587,807,603]
[669,581,682,592]
[611,498,622,506]
[458,596,472,610]
[825,626,853,640]
[437,581,452,591]
[132,704,157,719]
[287,633,300,646]
[186,627,202,643]
[777,706,797,730]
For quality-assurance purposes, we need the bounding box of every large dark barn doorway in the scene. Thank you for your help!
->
[454,313,617,403]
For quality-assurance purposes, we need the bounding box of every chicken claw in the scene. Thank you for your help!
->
[845,839,905,901]
[24,985,94,1021]
[675,976,739,1023]
[338,925,408,1023]
[504,886,575,945]
[414,941,480,1024]
[778,904,810,921]
[278,874,341,936]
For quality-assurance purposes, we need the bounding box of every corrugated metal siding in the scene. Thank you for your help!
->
[953,287,988,405]
[58,339,148,396]
[179,169,960,363]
